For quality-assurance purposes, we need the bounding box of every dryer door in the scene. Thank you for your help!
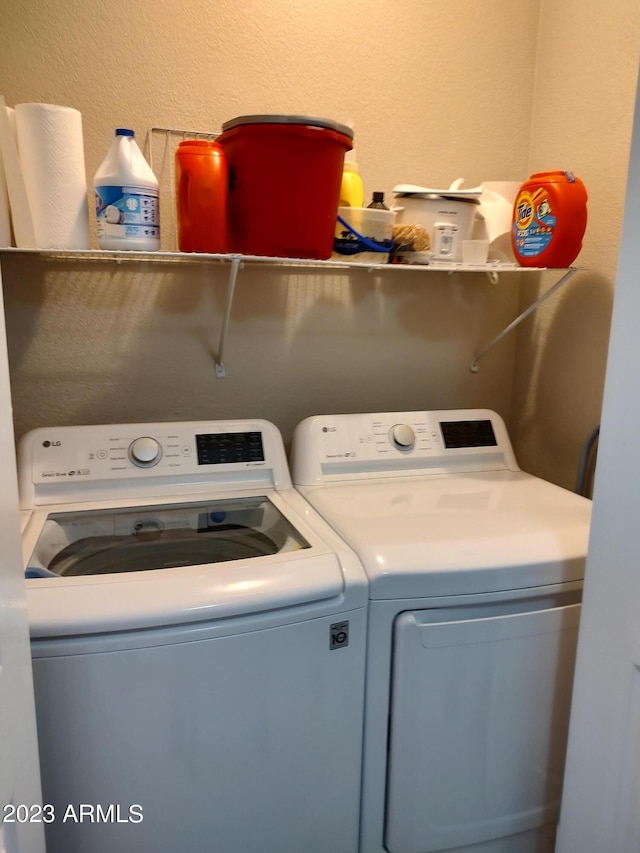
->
[385,598,580,853]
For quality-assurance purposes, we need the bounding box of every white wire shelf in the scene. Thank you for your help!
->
[0,247,548,274]
[0,248,579,377]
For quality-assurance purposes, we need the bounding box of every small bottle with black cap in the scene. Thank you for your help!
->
[367,191,389,210]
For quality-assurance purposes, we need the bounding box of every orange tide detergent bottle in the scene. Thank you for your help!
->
[512,171,587,267]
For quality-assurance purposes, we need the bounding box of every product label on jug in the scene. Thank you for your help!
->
[95,185,159,241]
[512,188,556,258]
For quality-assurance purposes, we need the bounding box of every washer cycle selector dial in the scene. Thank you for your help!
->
[389,424,416,451]
[128,436,162,467]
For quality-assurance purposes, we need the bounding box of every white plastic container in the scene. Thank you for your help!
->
[392,195,481,263]
[333,206,395,264]
[94,128,160,251]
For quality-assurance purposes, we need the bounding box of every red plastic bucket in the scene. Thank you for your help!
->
[218,115,353,259]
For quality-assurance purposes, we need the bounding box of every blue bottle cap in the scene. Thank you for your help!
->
[115,128,134,137]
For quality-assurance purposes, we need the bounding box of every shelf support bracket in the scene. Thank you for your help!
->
[470,268,578,372]
[214,255,242,378]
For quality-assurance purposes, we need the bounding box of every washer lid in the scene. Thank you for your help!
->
[23,491,353,636]
[300,471,591,599]
[27,494,308,577]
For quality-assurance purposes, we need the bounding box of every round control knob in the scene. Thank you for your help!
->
[389,423,416,451]
[129,436,162,467]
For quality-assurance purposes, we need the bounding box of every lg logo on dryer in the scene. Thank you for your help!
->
[42,440,61,447]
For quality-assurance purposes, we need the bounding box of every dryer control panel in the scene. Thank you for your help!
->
[18,419,291,507]
[291,409,520,484]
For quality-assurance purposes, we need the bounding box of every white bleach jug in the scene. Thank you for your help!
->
[94,128,160,251]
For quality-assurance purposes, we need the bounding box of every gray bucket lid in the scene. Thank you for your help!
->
[221,114,353,139]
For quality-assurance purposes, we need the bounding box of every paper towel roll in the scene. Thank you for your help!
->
[0,97,35,248]
[15,103,90,249]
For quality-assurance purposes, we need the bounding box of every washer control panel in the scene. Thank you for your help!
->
[18,420,286,506]
[25,426,267,481]
[291,409,519,484]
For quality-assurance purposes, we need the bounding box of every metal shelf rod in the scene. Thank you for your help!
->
[147,127,220,172]
[470,268,578,372]
[214,256,242,378]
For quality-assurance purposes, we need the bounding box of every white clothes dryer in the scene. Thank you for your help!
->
[291,409,592,853]
[19,419,368,853]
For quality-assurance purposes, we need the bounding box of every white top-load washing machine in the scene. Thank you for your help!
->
[291,409,592,853]
[18,419,368,853]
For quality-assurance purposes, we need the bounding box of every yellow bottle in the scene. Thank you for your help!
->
[339,152,365,208]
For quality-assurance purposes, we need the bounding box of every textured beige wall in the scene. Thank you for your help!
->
[0,1,638,486]
[511,0,640,489]
[0,0,539,207]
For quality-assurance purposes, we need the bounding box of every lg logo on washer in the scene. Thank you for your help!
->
[42,440,61,447]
